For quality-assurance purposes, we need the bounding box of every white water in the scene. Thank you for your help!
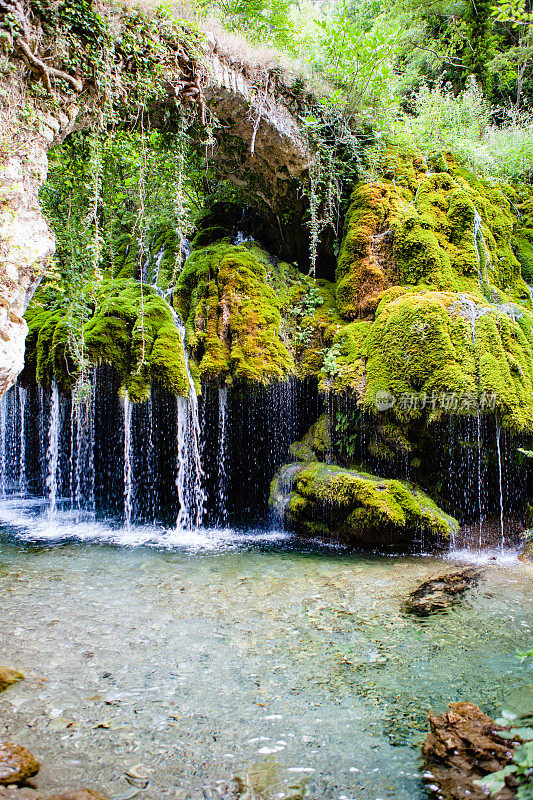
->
[123,392,133,528]
[0,392,6,497]
[496,421,505,550]
[218,385,229,525]
[174,315,206,531]
[477,412,483,547]
[473,208,491,291]
[46,383,60,519]
[17,385,27,493]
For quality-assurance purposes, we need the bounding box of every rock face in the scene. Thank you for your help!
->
[404,568,483,615]
[270,460,458,547]
[0,110,77,396]
[0,744,40,785]
[422,702,515,800]
[0,668,23,693]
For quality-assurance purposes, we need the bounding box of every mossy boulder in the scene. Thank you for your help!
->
[336,149,528,319]
[270,461,458,547]
[323,287,533,430]
[289,413,331,461]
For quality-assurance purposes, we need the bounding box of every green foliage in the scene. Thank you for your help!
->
[388,82,533,180]
[310,0,403,118]
[475,707,533,799]
[197,0,295,49]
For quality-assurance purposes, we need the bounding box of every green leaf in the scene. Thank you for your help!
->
[474,765,517,794]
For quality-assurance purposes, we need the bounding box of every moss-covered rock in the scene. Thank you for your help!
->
[270,461,458,547]
[23,279,188,402]
[337,150,527,321]
[323,287,533,430]
[289,413,331,461]
[174,239,340,384]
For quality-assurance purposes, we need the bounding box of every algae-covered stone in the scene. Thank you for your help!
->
[0,668,23,693]
[270,461,458,547]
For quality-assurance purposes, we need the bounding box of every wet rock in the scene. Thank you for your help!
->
[404,568,483,616]
[421,702,515,800]
[0,745,40,785]
[0,669,24,693]
[46,790,107,800]
[270,461,458,548]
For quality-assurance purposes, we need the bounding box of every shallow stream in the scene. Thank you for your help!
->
[0,499,531,800]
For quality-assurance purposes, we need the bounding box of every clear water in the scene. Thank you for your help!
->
[0,499,531,800]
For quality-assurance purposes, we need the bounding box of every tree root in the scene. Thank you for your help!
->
[15,36,83,94]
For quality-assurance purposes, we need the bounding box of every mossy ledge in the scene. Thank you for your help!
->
[174,239,339,384]
[270,461,458,548]
[23,280,189,402]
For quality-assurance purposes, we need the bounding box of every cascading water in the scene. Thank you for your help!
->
[217,385,229,525]
[0,392,6,498]
[477,412,483,547]
[495,421,505,550]
[46,382,60,519]
[123,392,133,528]
[174,315,206,530]
[17,385,27,494]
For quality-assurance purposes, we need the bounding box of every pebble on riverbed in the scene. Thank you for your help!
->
[0,744,40,785]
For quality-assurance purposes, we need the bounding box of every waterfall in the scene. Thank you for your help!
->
[495,421,505,550]
[473,209,491,292]
[17,386,27,493]
[173,316,205,530]
[0,393,6,497]
[218,386,229,525]
[46,383,60,518]
[123,392,133,528]
[70,374,96,513]
[477,413,483,547]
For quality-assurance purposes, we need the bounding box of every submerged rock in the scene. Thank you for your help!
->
[404,568,483,616]
[0,745,40,785]
[270,461,458,547]
[421,702,515,800]
[0,669,23,693]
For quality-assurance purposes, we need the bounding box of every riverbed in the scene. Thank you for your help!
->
[0,498,531,800]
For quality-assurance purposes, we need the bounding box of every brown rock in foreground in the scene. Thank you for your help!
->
[0,745,40,786]
[405,568,483,615]
[422,702,515,800]
[0,789,106,800]
[0,670,24,693]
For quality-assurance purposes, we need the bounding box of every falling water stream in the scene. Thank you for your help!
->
[495,421,505,550]
[46,383,60,519]
[123,392,133,528]
[218,385,229,525]
[174,315,206,531]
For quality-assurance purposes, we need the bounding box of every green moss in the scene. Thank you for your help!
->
[270,461,458,546]
[24,279,189,401]
[175,240,321,384]
[324,288,533,430]
[289,413,331,461]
